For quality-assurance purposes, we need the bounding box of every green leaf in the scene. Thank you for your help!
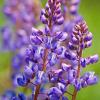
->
[40,0,47,8]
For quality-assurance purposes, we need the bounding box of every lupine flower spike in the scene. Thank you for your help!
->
[7,0,98,100]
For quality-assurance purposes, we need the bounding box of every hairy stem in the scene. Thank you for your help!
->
[66,91,73,96]
[72,88,77,100]
[72,41,83,100]
[34,85,41,100]
[34,49,48,100]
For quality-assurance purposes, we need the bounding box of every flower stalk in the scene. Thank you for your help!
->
[34,49,48,100]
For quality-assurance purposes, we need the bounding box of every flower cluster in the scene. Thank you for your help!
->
[62,0,81,35]
[0,0,41,88]
[0,0,99,100]
[3,0,39,25]
[40,0,64,26]
[0,90,25,100]
[1,0,40,50]
[67,20,99,90]
[62,0,80,15]
[15,0,99,100]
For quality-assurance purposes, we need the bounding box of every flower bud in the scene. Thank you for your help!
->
[89,54,99,64]
[56,16,64,25]
[85,40,92,48]
[40,15,48,24]
[84,32,93,41]
[55,32,68,41]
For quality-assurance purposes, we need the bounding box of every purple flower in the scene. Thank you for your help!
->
[49,87,63,97]
[62,63,71,71]
[35,71,44,84]
[24,65,33,78]
[57,82,66,92]
[89,54,99,64]
[40,0,64,25]
[81,58,86,67]
[18,93,26,100]
[12,54,23,70]
[68,69,77,84]
[81,54,99,67]
[81,72,98,87]
[17,74,28,86]
[1,26,13,50]
[12,0,99,100]
[55,32,68,41]
[65,50,77,60]
[1,90,16,100]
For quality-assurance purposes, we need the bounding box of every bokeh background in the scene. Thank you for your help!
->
[0,0,100,100]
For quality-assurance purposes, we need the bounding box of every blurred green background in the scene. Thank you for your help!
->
[0,0,100,100]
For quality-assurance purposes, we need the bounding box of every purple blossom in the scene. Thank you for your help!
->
[16,1,99,99]
[40,0,64,25]
[81,72,98,87]
[0,0,98,100]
